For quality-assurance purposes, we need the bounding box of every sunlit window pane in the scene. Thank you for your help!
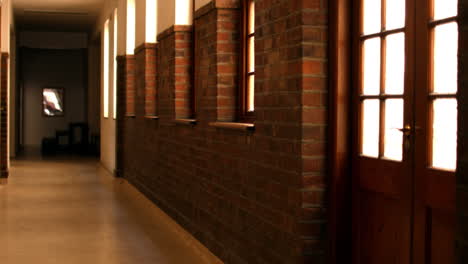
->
[432,99,457,170]
[248,75,254,112]
[362,99,380,158]
[363,0,381,34]
[385,33,405,95]
[146,0,156,43]
[103,19,110,118]
[363,38,381,95]
[248,37,255,73]
[113,9,118,119]
[248,0,255,34]
[384,99,404,161]
[434,0,457,20]
[127,0,135,55]
[386,0,405,30]
[433,23,458,94]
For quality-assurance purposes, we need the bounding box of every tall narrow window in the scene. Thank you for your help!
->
[430,0,458,170]
[146,0,156,43]
[127,0,135,54]
[240,0,255,121]
[359,0,406,161]
[103,19,110,118]
[113,9,118,119]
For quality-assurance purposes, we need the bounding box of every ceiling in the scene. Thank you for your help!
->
[13,0,105,32]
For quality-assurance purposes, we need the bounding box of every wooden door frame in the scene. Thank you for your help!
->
[328,0,353,263]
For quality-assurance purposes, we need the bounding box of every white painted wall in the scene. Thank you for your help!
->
[157,0,192,33]
[94,0,120,174]
[118,0,129,55]
[126,0,135,54]
[100,12,116,173]
[136,0,157,46]
[1,0,12,53]
[157,0,175,34]
[135,0,146,46]
[146,0,157,43]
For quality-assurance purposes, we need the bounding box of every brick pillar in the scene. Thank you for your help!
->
[117,55,136,117]
[457,0,468,263]
[255,0,328,262]
[194,1,240,123]
[0,53,8,178]
[116,55,135,177]
[134,43,157,118]
[157,25,193,121]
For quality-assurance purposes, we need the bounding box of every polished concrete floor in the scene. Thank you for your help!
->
[0,153,221,264]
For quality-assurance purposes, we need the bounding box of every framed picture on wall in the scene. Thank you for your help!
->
[43,87,64,117]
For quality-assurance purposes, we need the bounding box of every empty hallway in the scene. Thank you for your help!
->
[0,0,467,263]
[0,154,220,264]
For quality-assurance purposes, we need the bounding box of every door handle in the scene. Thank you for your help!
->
[398,125,412,136]
[397,125,422,152]
[397,125,421,136]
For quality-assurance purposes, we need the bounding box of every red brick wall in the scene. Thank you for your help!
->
[116,55,135,177]
[255,0,328,261]
[457,0,468,263]
[117,55,136,117]
[157,26,193,120]
[134,43,157,117]
[0,53,8,178]
[121,0,328,263]
[195,2,239,122]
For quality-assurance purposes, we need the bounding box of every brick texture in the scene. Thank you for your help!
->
[116,55,135,177]
[117,55,136,117]
[157,25,193,120]
[457,1,468,263]
[0,53,8,178]
[120,0,328,263]
[134,43,157,117]
[195,1,239,122]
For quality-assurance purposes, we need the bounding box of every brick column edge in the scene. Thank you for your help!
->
[116,55,135,178]
[135,43,157,118]
[157,25,193,120]
[0,52,9,178]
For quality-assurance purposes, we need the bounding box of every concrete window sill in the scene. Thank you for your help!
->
[209,122,255,132]
[174,119,197,126]
[144,115,159,120]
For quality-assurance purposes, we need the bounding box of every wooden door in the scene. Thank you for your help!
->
[412,0,458,263]
[352,0,459,263]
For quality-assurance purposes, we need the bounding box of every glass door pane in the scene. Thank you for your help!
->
[362,100,380,157]
[386,0,405,30]
[363,0,381,34]
[362,38,381,95]
[385,33,405,95]
[384,99,404,161]
[433,23,458,94]
[432,99,458,170]
[434,0,457,19]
